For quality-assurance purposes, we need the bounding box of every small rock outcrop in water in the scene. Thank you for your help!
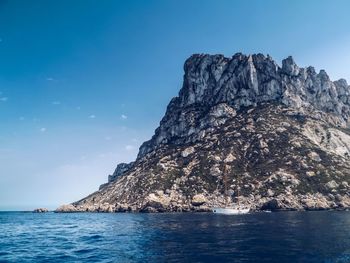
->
[55,204,78,213]
[33,208,49,213]
[59,53,350,212]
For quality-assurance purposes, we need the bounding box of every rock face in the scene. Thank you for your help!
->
[99,162,134,190]
[55,204,78,213]
[33,208,49,213]
[63,53,350,213]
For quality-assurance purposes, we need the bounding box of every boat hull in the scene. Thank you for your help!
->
[212,207,250,215]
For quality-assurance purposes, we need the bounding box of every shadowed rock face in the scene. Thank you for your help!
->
[60,53,350,213]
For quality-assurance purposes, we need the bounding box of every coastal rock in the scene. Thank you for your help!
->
[140,193,171,212]
[33,208,48,213]
[191,194,207,206]
[55,204,78,213]
[261,199,280,211]
[57,53,350,213]
[301,194,331,210]
[115,203,130,212]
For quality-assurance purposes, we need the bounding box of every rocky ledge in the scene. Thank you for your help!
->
[33,208,49,213]
[57,53,350,213]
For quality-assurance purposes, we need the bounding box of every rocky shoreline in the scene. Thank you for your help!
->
[56,192,350,213]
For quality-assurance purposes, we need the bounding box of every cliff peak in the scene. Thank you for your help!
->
[281,56,299,76]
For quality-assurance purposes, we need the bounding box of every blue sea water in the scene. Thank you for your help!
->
[0,211,350,262]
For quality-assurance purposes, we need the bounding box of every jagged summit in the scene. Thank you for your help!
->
[56,53,350,213]
[138,53,350,158]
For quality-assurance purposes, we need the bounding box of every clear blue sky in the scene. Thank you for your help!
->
[1,0,350,210]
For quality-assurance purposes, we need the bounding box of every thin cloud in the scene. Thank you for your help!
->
[46,77,55,81]
[125,145,135,151]
[121,114,128,120]
[52,101,61,105]
[19,117,25,121]
[98,153,106,158]
[89,115,96,119]
[0,97,8,102]
[40,128,47,132]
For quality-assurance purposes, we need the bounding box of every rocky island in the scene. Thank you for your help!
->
[56,53,350,213]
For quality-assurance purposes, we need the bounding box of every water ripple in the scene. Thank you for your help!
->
[0,211,350,262]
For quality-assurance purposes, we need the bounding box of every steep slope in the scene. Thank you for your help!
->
[57,53,350,212]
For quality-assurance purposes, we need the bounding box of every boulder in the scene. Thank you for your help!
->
[325,180,339,189]
[140,193,171,212]
[308,152,321,162]
[115,203,130,212]
[97,204,115,213]
[55,204,78,213]
[191,194,207,206]
[33,208,48,213]
[266,189,274,197]
[181,147,195,158]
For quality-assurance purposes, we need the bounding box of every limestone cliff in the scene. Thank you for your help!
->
[56,53,350,213]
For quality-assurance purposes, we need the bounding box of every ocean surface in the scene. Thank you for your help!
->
[0,211,350,262]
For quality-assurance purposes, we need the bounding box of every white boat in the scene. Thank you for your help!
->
[212,207,250,215]
[212,163,250,215]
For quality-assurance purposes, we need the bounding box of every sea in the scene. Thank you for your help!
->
[0,211,349,262]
